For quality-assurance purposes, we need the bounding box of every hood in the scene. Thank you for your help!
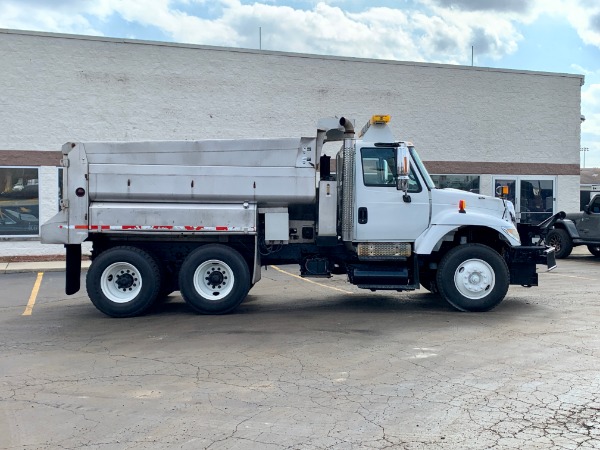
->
[431,188,509,218]
[564,211,584,222]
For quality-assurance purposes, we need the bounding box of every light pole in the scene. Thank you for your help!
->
[581,147,589,168]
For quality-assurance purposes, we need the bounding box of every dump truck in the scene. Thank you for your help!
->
[41,115,558,317]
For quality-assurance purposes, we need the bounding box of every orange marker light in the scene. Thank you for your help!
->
[458,200,467,213]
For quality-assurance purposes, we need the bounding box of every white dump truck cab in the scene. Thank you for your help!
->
[42,115,558,317]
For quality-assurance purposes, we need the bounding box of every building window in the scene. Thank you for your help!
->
[431,174,480,194]
[0,167,40,236]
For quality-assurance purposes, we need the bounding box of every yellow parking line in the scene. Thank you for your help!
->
[22,272,44,316]
[270,265,353,294]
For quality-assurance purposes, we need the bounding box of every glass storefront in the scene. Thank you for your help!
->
[493,176,555,225]
[431,175,480,194]
[0,167,40,236]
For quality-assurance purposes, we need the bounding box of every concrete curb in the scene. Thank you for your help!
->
[1,260,91,274]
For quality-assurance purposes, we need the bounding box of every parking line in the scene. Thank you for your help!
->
[22,272,44,316]
[270,265,354,294]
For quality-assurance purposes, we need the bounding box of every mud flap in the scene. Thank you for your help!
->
[65,244,81,295]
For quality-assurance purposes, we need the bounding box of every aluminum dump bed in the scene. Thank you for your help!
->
[83,137,318,205]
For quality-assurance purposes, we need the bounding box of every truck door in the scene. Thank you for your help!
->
[580,195,600,240]
[354,147,430,241]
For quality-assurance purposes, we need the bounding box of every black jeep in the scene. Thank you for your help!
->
[545,194,600,258]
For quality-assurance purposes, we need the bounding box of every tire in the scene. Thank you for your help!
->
[545,229,573,259]
[179,244,250,314]
[86,246,161,317]
[436,244,509,312]
[587,245,600,257]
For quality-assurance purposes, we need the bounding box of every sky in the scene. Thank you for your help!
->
[1,0,600,167]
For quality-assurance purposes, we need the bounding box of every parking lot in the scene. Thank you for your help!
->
[1,250,600,449]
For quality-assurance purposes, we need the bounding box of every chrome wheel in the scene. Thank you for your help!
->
[100,262,142,303]
[453,259,495,300]
[193,259,234,300]
[179,244,251,315]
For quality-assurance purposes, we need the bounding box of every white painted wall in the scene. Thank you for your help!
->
[0,29,584,255]
[0,30,583,163]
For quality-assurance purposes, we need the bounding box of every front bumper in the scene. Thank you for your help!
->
[505,245,556,287]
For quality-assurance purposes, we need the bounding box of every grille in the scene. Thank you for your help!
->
[357,242,412,258]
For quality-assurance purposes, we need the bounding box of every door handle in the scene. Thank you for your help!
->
[358,207,368,224]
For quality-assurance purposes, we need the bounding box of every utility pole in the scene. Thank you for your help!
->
[259,27,262,50]
[581,147,589,168]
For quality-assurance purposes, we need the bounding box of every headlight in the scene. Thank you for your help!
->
[502,226,521,244]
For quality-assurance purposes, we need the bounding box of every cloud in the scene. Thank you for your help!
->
[539,0,600,49]
[0,0,102,35]
[583,84,600,108]
[590,13,600,33]
[0,0,528,64]
[427,0,533,14]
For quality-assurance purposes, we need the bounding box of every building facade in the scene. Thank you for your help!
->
[0,29,584,255]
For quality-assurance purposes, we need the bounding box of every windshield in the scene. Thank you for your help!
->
[409,146,435,190]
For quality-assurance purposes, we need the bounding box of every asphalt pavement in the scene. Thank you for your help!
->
[1,246,599,449]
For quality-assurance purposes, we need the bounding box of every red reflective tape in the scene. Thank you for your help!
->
[70,224,246,232]
[86,225,109,231]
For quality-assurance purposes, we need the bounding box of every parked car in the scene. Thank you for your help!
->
[0,207,39,235]
[545,193,600,258]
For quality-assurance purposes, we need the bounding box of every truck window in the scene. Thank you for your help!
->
[360,147,421,192]
[591,196,600,214]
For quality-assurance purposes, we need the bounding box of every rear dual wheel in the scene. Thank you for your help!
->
[86,246,161,317]
[179,244,250,314]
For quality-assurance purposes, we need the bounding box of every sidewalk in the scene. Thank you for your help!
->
[0,240,93,273]
[1,260,91,274]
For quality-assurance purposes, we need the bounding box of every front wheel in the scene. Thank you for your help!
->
[86,246,161,317]
[436,244,509,312]
[179,244,250,314]
[545,229,573,259]
[587,245,600,257]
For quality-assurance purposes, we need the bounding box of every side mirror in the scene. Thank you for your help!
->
[496,185,509,197]
[396,144,410,193]
[584,205,590,214]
